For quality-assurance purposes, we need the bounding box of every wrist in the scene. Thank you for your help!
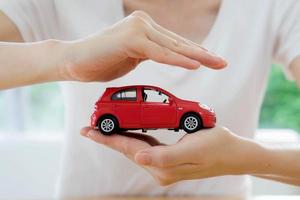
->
[224,135,272,175]
[40,39,72,82]
[28,39,69,83]
[53,37,103,82]
[238,138,271,174]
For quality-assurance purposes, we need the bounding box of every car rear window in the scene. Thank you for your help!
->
[111,89,137,101]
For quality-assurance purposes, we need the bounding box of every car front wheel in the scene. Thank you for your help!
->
[98,116,118,135]
[181,113,202,133]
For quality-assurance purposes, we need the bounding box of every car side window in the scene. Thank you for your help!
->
[111,89,137,101]
[143,89,169,103]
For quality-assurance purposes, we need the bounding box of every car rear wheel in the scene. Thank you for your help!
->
[181,113,202,133]
[98,115,118,135]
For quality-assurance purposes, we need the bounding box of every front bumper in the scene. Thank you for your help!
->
[203,114,216,128]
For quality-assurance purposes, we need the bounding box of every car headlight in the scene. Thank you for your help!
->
[199,103,210,110]
[199,103,214,113]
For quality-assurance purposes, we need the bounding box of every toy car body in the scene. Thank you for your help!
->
[91,85,216,135]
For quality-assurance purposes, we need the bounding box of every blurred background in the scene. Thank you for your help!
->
[0,65,299,199]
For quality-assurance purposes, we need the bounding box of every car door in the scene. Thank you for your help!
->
[112,88,140,128]
[141,88,177,127]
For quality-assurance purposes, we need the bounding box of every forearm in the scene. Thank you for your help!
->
[262,146,300,179]
[0,11,226,90]
[254,174,300,186]
[237,137,300,185]
[0,40,67,90]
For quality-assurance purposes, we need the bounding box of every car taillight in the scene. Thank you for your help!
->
[91,113,97,127]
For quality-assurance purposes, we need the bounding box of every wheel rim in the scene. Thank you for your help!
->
[184,116,198,131]
[101,119,115,132]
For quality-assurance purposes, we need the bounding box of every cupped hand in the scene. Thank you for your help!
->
[80,126,262,186]
[61,11,227,82]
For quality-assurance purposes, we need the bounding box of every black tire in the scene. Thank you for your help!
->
[97,115,118,135]
[181,113,202,134]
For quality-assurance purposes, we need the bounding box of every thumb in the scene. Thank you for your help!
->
[135,144,191,168]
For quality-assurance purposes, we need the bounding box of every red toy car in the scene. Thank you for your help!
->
[91,85,216,135]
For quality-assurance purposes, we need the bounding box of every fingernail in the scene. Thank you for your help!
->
[218,58,228,67]
[210,54,227,67]
[136,152,152,165]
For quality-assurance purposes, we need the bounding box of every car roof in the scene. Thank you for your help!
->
[106,85,174,96]
[107,85,160,91]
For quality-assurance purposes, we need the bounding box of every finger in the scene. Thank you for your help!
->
[152,162,220,186]
[146,28,227,69]
[154,23,209,52]
[142,40,201,69]
[152,163,201,184]
[138,12,207,50]
[131,11,226,68]
[81,126,161,146]
[135,144,195,168]
[82,129,151,160]
[119,131,162,146]
[80,126,93,136]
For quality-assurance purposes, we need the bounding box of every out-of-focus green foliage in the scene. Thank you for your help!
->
[259,65,300,133]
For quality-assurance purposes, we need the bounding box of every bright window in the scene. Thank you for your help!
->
[259,65,300,134]
[0,83,64,134]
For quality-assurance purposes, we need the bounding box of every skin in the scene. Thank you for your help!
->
[1,0,300,189]
[0,11,226,90]
[80,126,300,186]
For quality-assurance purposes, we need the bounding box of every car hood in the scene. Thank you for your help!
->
[176,98,199,105]
[177,98,214,113]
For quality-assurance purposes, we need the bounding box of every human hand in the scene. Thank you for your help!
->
[81,126,266,185]
[60,11,227,82]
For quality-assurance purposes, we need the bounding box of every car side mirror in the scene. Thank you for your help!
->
[169,98,174,105]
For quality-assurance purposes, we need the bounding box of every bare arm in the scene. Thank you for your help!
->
[249,57,298,184]
[0,40,65,89]
[0,11,23,42]
[0,11,226,90]
[0,10,62,89]
[255,174,300,186]
[80,126,300,186]
[253,146,300,186]
[0,10,66,89]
